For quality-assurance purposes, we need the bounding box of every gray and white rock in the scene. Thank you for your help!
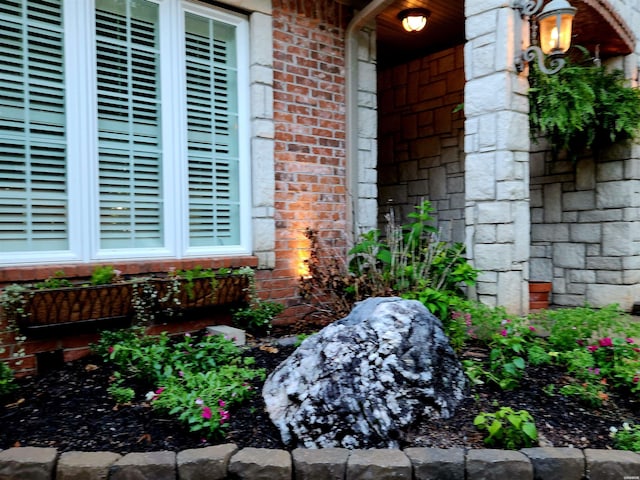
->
[262,297,467,449]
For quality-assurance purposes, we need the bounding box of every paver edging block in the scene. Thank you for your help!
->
[0,446,57,480]
[466,448,533,480]
[404,447,464,480]
[56,451,122,480]
[585,448,640,479]
[109,451,176,480]
[3,445,640,479]
[520,447,585,480]
[347,449,412,480]
[177,443,238,480]
[227,447,292,480]
[292,447,350,480]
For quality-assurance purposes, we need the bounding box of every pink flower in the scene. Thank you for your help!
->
[451,311,461,320]
[219,409,230,424]
[587,345,599,352]
[500,329,508,337]
[626,338,635,344]
[528,326,536,332]
[202,406,212,419]
[599,337,613,347]
[633,376,640,383]
[218,400,226,408]
[178,371,184,377]
[108,346,114,354]
[155,387,165,395]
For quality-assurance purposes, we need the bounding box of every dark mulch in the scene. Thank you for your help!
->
[1,337,638,454]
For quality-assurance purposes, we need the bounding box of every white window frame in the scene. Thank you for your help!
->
[0,0,274,267]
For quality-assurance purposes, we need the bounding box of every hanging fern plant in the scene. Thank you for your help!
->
[528,56,640,160]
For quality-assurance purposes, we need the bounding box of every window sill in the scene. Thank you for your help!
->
[0,256,259,285]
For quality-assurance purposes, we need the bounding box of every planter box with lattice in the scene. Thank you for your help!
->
[1,282,135,333]
[153,272,251,313]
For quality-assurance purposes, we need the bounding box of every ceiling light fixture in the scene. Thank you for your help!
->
[398,8,431,33]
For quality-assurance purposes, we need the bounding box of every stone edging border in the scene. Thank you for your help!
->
[1,445,640,479]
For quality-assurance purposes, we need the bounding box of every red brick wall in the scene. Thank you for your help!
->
[265,0,351,319]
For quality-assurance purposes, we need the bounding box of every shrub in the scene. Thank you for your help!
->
[529,304,640,352]
[474,406,537,449]
[529,57,640,159]
[95,328,264,438]
[0,361,16,397]
[299,200,478,322]
[611,423,640,452]
[233,300,284,336]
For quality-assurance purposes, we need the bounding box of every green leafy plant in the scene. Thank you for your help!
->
[233,300,284,336]
[559,377,609,407]
[90,265,122,285]
[474,406,538,449]
[529,56,640,159]
[610,422,640,452]
[0,361,16,397]
[95,328,264,439]
[299,200,478,322]
[151,363,264,436]
[107,384,135,404]
[530,304,640,352]
[172,266,216,300]
[34,271,72,289]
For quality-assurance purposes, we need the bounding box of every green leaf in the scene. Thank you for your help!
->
[522,422,538,440]
[512,357,525,369]
[488,420,502,436]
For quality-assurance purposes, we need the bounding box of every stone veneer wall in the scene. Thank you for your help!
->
[530,142,640,311]
[377,45,466,244]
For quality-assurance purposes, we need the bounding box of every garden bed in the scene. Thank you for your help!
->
[0,336,637,453]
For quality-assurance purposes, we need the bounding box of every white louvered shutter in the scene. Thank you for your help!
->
[185,13,240,247]
[0,0,67,251]
[95,0,162,249]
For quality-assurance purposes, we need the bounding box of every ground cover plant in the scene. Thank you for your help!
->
[92,328,265,438]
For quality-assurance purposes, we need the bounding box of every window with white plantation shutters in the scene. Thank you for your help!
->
[185,13,240,247]
[95,0,162,249]
[0,0,67,252]
[0,0,250,266]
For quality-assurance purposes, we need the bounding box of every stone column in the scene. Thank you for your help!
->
[464,0,531,313]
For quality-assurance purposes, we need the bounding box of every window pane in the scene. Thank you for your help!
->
[185,12,240,247]
[0,0,68,251]
[95,0,162,249]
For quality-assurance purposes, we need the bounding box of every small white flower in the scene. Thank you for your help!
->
[195,398,204,405]
[623,422,632,431]
[145,391,156,401]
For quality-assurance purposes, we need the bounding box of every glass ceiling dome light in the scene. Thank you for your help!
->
[398,8,431,33]
[513,0,577,75]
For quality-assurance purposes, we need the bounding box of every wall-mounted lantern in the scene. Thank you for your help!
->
[513,0,577,75]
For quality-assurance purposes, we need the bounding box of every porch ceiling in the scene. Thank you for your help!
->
[373,0,634,70]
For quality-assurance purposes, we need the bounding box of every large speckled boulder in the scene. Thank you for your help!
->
[262,297,467,449]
